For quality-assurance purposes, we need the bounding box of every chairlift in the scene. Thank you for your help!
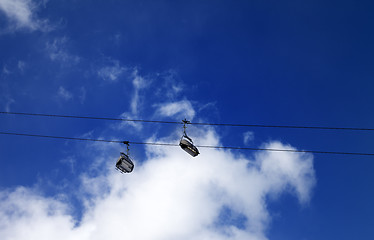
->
[179,119,199,157]
[116,142,134,173]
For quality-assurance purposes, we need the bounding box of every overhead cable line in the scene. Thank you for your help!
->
[1,111,373,131]
[0,111,181,124]
[1,131,373,156]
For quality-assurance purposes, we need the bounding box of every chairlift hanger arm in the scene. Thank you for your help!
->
[182,119,191,136]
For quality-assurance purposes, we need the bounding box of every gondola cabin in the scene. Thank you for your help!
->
[179,135,200,157]
[116,152,134,173]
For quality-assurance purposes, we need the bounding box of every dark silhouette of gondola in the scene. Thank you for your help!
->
[116,141,134,173]
[179,119,199,157]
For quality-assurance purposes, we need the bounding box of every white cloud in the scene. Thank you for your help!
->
[4,97,15,112]
[17,61,25,72]
[243,131,254,145]
[155,100,195,120]
[256,142,316,204]
[79,87,86,104]
[1,61,26,74]
[97,60,126,82]
[60,156,76,174]
[111,32,121,46]
[117,112,143,131]
[130,69,147,114]
[199,101,217,111]
[58,86,73,101]
[2,65,10,74]
[0,128,315,240]
[153,70,184,100]
[0,0,51,32]
[116,69,148,130]
[46,37,80,64]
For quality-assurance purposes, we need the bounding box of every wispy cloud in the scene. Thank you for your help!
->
[2,65,10,75]
[117,69,148,130]
[60,156,76,174]
[46,37,80,64]
[17,61,25,72]
[1,61,26,75]
[243,131,255,145]
[130,69,147,114]
[153,70,184,100]
[57,86,73,101]
[97,60,126,82]
[155,100,196,120]
[4,97,15,112]
[0,0,51,32]
[79,87,86,104]
[0,128,315,240]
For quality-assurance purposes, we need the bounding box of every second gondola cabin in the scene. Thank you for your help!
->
[116,152,134,173]
[179,135,200,157]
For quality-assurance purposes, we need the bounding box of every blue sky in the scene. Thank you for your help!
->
[0,0,373,239]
